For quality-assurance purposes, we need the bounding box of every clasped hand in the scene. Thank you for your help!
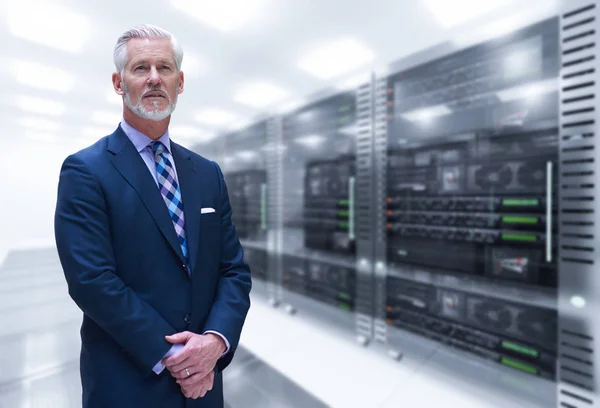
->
[162,331,226,399]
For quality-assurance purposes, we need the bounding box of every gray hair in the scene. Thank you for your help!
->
[113,24,184,74]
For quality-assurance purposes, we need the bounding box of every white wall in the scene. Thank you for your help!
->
[0,139,80,262]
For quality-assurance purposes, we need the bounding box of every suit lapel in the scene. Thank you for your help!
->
[171,143,201,274]
[107,126,186,267]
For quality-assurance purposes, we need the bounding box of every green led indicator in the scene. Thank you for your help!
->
[339,303,351,311]
[503,199,539,207]
[339,292,351,301]
[502,233,537,242]
[338,210,350,217]
[502,216,538,225]
[337,115,352,124]
[501,358,538,375]
[338,105,351,113]
[338,222,349,229]
[338,199,350,206]
[501,341,539,357]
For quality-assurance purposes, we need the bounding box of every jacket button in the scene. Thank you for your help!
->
[184,314,191,324]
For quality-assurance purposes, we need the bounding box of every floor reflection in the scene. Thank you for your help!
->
[0,247,326,408]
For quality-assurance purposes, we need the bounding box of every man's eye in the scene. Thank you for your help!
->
[161,66,171,70]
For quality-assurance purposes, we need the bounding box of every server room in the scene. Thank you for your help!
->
[1,0,599,407]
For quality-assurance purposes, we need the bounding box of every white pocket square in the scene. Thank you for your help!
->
[201,207,215,214]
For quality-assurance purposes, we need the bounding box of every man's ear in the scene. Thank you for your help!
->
[112,72,124,96]
[178,71,184,95]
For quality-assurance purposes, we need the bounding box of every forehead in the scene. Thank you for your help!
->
[126,37,175,64]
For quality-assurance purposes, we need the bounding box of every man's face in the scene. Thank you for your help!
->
[113,37,184,121]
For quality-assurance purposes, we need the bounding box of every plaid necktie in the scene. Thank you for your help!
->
[151,141,189,267]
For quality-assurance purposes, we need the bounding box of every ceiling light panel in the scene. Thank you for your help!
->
[496,78,557,102]
[5,2,91,53]
[424,0,514,28]
[233,82,288,108]
[14,95,67,116]
[11,60,75,93]
[294,134,326,149]
[400,105,452,122]
[171,0,268,32]
[298,38,375,80]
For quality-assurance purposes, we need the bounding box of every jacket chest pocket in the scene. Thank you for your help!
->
[199,211,220,223]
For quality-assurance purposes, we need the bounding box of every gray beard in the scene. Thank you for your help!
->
[122,82,177,121]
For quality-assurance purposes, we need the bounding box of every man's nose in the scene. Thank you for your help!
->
[147,67,161,85]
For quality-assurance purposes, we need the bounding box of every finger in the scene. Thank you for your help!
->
[200,373,213,397]
[194,385,205,400]
[176,372,204,387]
[181,383,198,399]
[163,344,194,368]
[170,359,211,379]
[165,331,193,344]
[171,358,212,378]
[207,371,214,391]
[169,358,198,379]
[181,385,194,399]
[168,356,200,375]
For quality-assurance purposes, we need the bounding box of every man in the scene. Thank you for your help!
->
[54,24,252,407]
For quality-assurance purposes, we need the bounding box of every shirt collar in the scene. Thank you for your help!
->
[120,118,171,153]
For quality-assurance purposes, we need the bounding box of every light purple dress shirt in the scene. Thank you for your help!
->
[119,119,230,375]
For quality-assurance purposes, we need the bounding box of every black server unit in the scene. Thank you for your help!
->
[281,92,358,314]
[227,169,267,242]
[222,121,269,281]
[242,246,268,282]
[381,17,560,380]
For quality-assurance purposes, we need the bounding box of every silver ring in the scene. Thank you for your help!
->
[185,368,190,377]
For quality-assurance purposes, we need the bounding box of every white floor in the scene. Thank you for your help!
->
[242,291,556,408]
[0,246,557,408]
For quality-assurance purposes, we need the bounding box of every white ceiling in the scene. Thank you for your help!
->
[0,0,564,149]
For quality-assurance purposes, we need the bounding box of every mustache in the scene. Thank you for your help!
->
[143,87,168,98]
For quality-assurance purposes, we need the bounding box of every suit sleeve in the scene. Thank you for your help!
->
[203,161,252,372]
[54,154,176,374]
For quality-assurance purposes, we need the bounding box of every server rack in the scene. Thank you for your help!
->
[557,2,600,407]
[219,119,277,300]
[373,15,562,408]
[277,88,363,333]
[196,3,600,407]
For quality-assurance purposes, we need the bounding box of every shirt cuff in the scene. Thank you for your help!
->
[152,343,184,375]
[203,330,230,357]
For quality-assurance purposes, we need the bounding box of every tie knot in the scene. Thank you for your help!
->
[151,141,165,156]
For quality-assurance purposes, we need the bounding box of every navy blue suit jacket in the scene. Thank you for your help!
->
[54,125,252,407]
